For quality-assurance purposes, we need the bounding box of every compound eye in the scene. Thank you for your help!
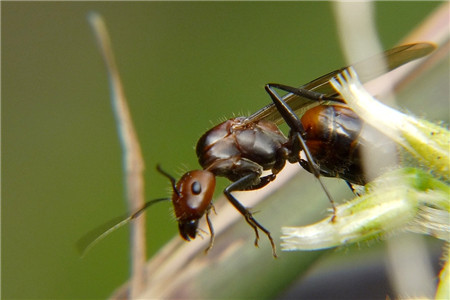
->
[191,181,202,195]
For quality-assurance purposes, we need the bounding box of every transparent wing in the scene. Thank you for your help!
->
[248,42,435,125]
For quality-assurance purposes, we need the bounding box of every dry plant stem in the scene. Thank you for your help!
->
[88,13,146,298]
[401,2,450,45]
[396,2,450,91]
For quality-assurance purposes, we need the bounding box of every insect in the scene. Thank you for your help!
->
[78,42,434,258]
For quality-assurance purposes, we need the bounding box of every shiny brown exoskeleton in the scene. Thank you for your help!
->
[169,102,367,257]
[171,170,216,241]
[289,103,365,185]
[197,117,298,182]
[163,43,434,257]
[79,43,434,258]
[301,105,365,184]
[159,117,300,257]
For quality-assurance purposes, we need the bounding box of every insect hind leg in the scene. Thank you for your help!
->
[267,83,340,103]
[264,84,338,221]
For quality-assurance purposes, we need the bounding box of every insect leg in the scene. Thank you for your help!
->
[345,181,363,196]
[267,83,340,102]
[265,84,337,220]
[204,205,215,253]
[224,173,277,258]
[241,173,276,190]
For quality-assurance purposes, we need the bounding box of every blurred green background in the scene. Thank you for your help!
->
[3,2,444,299]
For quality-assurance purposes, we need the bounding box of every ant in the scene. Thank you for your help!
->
[79,43,435,258]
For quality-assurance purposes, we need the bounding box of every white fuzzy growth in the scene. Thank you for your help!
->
[331,69,408,146]
[281,167,449,251]
[331,68,449,179]
[281,184,416,251]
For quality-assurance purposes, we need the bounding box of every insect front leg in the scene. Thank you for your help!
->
[224,173,277,258]
[204,205,215,253]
